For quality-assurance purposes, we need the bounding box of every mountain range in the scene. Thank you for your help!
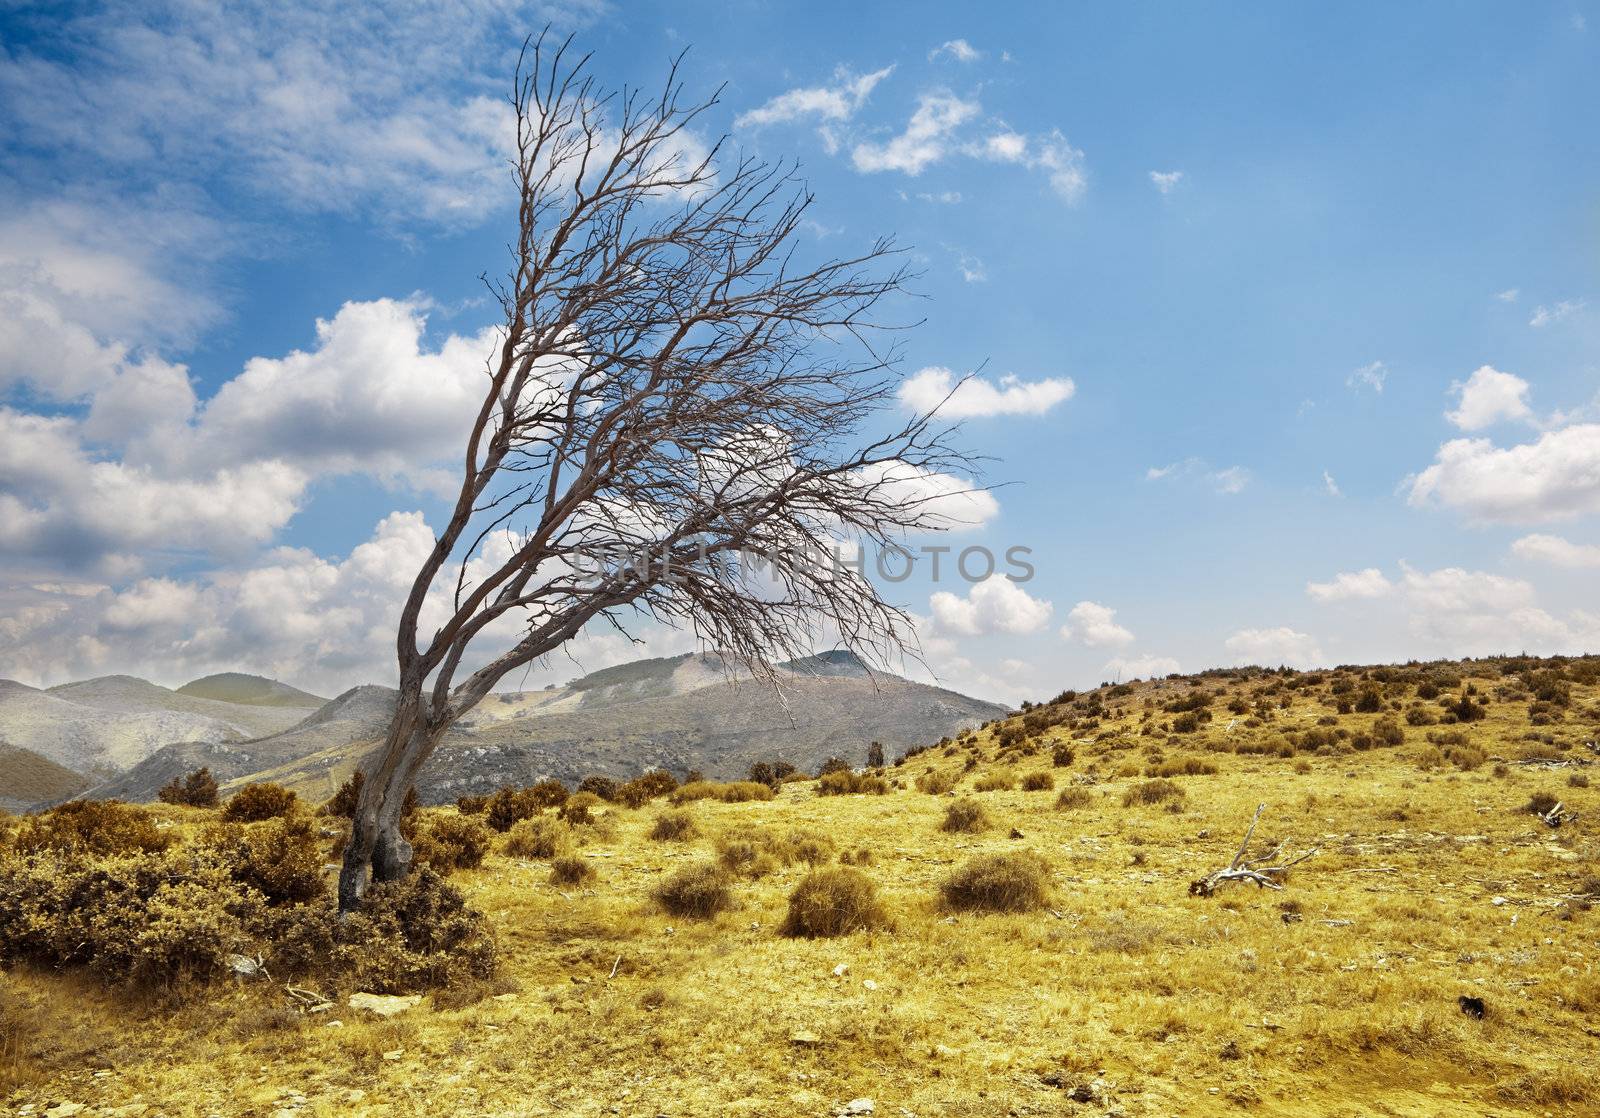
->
[0,653,1007,809]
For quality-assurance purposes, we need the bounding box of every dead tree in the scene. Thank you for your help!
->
[1189,803,1318,897]
[338,34,974,911]
[1535,800,1577,828]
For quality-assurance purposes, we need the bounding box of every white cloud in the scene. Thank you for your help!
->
[1059,601,1133,648]
[1494,288,1519,303]
[1224,627,1324,669]
[852,462,999,532]
[735,66,894,130]
[1446,365,1533,430]
[1511,534,1600,569]
[953,250,987,283]
[1306,568,1393,602]
[1407,423,1600,523]
[928,576,1052,637]
[1529,300,1582,328]
[852,92,980,175]
[1322,470,1342,497]
[1347,361,1387,394]
[928,39,982,63]
[973,128,1087,201]
[898,366,1074,418]
[1147,458,1250,495]
[1148,170,1183,194]
[1103,654,1180,680]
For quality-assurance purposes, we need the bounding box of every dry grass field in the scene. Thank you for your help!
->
[4,657,1598,1117]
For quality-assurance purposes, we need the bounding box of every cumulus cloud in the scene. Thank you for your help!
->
[898,366,1074,418]
[1494,288,1519,303]
[1103,654,1181,680]
[928,39,982,63]
[851,462,999,532]
[1446,365,1533,430]
[852,92,980,175]
[1306,568,1393,602]
[928,576,1052,637]
[1511,533,1600,569]
[1224,627,1324,668]
[1149,170,1183,194]
[734,66,894,130]
[1323,470,1342,497]
[1407,423,1600,523]
[1059,601,1134,648]
[973,127,1087,201]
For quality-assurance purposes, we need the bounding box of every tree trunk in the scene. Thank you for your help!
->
[337,689,444,914]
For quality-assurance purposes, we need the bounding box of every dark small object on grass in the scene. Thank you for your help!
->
[1009,827,1025,839]
[1458,995,1486,1019]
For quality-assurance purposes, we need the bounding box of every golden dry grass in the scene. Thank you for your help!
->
[4,660,1598,1116]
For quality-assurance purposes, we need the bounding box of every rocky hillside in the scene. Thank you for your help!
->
[95,653,1008,804]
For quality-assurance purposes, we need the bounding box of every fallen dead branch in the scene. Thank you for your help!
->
[1189,803,1318,897]
[1535,800,1578,828]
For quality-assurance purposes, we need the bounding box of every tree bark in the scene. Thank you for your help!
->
[337,689,443,913]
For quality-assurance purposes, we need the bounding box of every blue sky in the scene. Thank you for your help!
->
[1,1,1597,702]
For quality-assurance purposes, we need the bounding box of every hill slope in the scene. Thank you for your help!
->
[175,672,328,708]
[0,743,93,811]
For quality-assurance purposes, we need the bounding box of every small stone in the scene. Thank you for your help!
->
[45,1105,87,1118]
[832,963,849,977]
[1491,896,1508,906]
[790,1030,822,1046]
[862,979,878,991]
[382,1048,405,1061]
[348,992,422,1017]
[322,1019,344,1029]
[492,993,518,1002]
[841,1100,874,1116]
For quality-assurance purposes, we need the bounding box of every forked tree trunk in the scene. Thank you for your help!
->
[337,689,445,913]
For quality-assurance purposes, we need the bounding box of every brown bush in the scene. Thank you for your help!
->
[484,786,544,832]
[1052,744,1076,767]
[11,800,171,857]
[559,791,603,825]
[158,767,219,808]
[1121,778,1185,808]
[670,780,775,805]
[915,770,956,795]
[940,798,990,834]
[1372,717,1405,747]
[222,783,298,823]
[973,771,1016,792]
[648,810,699,842]
[411,814,492,873]
[939,852,1052,913]
[1146,756,1218,778]
[1054,786,1093,810]
[204,814,325,905]
[780,868,889,937]
[548,855,595,885]
[653,862,732,918]
[455,793,489,815]
[1020,771,1055,791]
[503,816,567,859]
[817,770,889,796]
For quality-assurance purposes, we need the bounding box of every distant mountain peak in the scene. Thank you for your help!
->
[779,649,872,678]
[176,673,328,708]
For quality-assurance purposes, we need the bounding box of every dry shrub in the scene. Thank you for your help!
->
[940,798,990,834]
[974,771,1016,792]
[411,814,492,873]
[455,793,489,815]
[1121,778,1185,808]
[715,826,834,876]
[222,783,298,823]
[264,868,497,994]
[1020,770,1055,791]
[780,868,889,937]
[1524,791,1562,816]
[485,786,544,832]
[1146,756,1218,778]
[654,861,732,918]
[671,780,775,804]
[939,852,1052,913]
[559,791,603,825]
[549,855,595,885]
[158,767,219,808]
[202,814,325,905]
[648,810,699,842]
[1054,786,1093,810]
[817,770,889,796]
[615,770,678,807]
[915,770,956,794]
[503,816,567,859]
[11,800,171,857]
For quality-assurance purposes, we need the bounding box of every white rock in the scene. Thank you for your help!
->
[348,992,422,1017]
[45,1105,86,1118]
[1491,896,1509,906]
[841,1100,875,1115]
[832,963,850,977]
[862,979,878,991]
[382,1048,405,1061]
